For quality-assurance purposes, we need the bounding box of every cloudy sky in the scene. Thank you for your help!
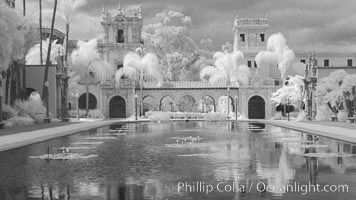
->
[14,0,356,50]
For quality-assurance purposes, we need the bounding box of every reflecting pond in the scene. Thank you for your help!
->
[0,121,355,200]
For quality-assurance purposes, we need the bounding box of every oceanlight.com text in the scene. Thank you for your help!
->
[172,181,349,195]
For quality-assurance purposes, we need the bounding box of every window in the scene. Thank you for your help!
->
[240,34,245,42]
[117,29,124,43]
[348,59,353,67]
[254,61,257,68]
[260,34,265,42]
[324,59,329,67]
[247,60,252,68]
[300,59,306,64]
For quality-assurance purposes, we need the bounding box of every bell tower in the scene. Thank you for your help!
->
[233,14,270,51]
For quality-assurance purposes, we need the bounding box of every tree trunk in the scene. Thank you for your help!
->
[0,75,3,124]
[23,0,26,16]
[39,0,43,66]
[344,98,351,116]
[5,67,10,105]
[86,75,89,118]
[22,63,26,99]
[327,102,337,114]
[140,70,143,117]
[42,0,57,120]
[65,23,69,62]
[227,85,230,117]
[7,67,11,105]
[0,94,2,125]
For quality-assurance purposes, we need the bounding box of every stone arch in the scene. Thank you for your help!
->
[217,95,235,114]
[178,95,197,112]
[248,95,266,119]
[108,95,126,118]
[143,95,157,114]
[79,93,97,110]
[199,95,216,113]
[160,95,175,112]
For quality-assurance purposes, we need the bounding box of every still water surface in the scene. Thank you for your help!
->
[0,121,355,200]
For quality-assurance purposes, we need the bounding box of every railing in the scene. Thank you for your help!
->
[143,81,240,89]
[100,79,282,89]
[235,18,269,26]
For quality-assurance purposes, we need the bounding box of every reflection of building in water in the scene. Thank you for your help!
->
[306,157,319,185]
[307,138,356,174]
[104,178,166,200]
[255,138,297,197]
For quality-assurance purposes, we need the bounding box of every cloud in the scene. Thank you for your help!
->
[15,0,356,50]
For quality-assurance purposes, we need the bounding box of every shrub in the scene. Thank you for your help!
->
[148,113,171,121]
[69,109,105,119]
[8,117,35,126]
[2,104,18,119]
[204,113,227,121]
[13,93,46,123]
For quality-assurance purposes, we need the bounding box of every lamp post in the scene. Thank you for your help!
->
[135,94,138,120]
[85,73,89,118]
[227,86,230,118]
[169,102,173,112]
[75,93,79,120]
[235,95,238,120]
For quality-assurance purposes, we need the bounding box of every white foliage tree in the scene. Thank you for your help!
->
[271,75,305,107]
[200,48,250,116]
[25,39,64,65]
[0,4,26,125]
[71,39,115,116]
[255,33,296,80]
[316,70,356,115]
[115,50,163,116]
[142,10,212,81]
[271,75,306,120]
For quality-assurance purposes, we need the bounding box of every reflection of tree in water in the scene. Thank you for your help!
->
[256,146,296,196]
[178,95,196,112]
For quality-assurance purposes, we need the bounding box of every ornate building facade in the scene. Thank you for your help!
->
[71,6,356,119]
[72,5,144,118]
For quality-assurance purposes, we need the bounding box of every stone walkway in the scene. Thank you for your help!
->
[302,121,356,130]
[0,119,121,152]
[0,122,76,137]
[263,120,356,144]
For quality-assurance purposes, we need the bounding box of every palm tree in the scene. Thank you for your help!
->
[0,4,26,127]
[71,39,115,117]
[42,0,57,122]
[25,39,64,65]
[115,49,163,117]
[42,2,89,62]
[200,49,250,117]
[39,0,43,66]
[255,33,295,80]
[23,0,26,16]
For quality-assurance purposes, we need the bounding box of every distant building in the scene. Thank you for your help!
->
[69,6,356,119]
[72,4,144,118]
[25,28,67,118]
[232,14,356,118]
